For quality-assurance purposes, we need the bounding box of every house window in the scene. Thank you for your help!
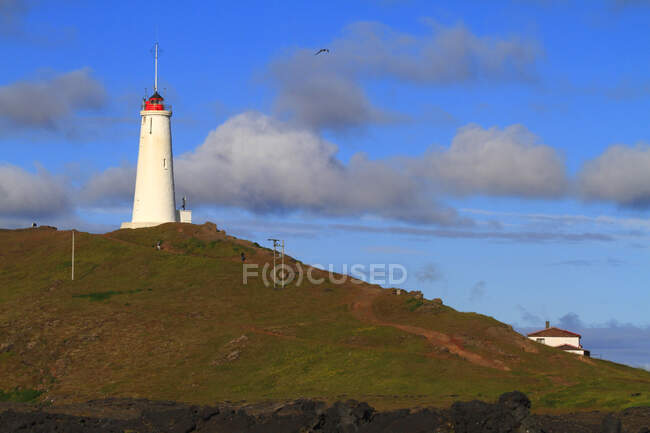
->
[536,338,545,344]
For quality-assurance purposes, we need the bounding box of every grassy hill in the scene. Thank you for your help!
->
[0,223,648,412]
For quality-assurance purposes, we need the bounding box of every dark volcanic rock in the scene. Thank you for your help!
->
[1,392,649,433]
[0,408,133,433]
[315,400,374,433]
[360,408,448,433]
[450,390,543,433]
[140,405,199,433]
[601,413,622,433]
[498,391,531,423]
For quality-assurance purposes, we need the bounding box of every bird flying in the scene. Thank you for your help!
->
[315,48,330,55]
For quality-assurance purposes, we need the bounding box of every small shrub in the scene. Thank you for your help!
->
[406,297,424,311]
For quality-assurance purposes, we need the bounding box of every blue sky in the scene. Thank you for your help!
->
[1,0,650,368]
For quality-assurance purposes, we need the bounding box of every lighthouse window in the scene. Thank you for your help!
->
[149,117,152,134]
[163,158,167,169]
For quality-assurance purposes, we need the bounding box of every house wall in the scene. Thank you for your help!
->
[528,336,580,347]
[565,349,585,355]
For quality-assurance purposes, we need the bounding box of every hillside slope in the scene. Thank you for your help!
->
[0,223,648,411]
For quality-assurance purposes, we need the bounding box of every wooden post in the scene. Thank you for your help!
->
[281,240,285,289]
[71,231,75,281]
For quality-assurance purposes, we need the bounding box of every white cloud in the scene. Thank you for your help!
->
[80,164,135,206]
[336,20,539,84]
[462,208,650,231]
[0,68,106,133]
[330,223,612,242]
[579,144,650,207]
[78,115,575,225]
[269,21,540,131]
[418,124,568,198]
[0,164,69,219]
[270,61,395,132]
[174,112,461,225]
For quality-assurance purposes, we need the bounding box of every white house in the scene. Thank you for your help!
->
[527,322,590,357]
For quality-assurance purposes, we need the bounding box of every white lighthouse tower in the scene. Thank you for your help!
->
[121,43,191,229]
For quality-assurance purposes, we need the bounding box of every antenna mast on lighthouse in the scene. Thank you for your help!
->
[154,42,159,92]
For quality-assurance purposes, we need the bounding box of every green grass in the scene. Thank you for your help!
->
[0,388,43,403]
[72,289,144,302]
[0,223,648,412]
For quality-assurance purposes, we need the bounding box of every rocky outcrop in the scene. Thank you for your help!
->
[0,392,647,433]
[450,391,543,433]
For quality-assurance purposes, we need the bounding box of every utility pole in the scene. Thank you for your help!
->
[268,238,282,289]
[71,230,75,281]
[281,240,285,289]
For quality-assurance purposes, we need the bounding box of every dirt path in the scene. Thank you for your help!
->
[351,286,509,371]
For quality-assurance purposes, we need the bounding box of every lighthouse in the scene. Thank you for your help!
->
[121,43,191,229]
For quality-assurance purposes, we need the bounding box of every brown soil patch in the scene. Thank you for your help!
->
[351,287,509,371]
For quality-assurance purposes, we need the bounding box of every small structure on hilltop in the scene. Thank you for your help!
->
[527,321,590,357]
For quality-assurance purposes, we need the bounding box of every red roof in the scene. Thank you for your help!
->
[556,344,583,351]
[527,327,581,338]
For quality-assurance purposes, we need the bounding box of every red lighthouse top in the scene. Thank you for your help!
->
[144,91,165,110]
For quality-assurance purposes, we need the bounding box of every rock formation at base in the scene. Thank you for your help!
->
[1,391,648,433]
